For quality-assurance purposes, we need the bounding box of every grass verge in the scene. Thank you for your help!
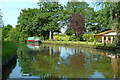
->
[2,41,18,63]
[43,41,117,51]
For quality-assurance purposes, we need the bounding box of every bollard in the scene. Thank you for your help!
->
[86,41,88,45]
[94,41,96,46]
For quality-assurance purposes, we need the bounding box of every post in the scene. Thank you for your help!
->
[111,36,113,44]
[102,36,104,43]
[49,31,51,40]
[106,37,108,43]
[94,41,96,46]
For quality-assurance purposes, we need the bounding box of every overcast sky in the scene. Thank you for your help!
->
[0,0,95,33]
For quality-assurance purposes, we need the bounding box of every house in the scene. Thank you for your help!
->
[95,30,119,43]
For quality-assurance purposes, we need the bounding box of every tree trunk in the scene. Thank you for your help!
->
[51,32,53,39]
[49,31,52,40]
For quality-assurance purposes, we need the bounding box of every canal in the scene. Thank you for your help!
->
[2,43,120,79]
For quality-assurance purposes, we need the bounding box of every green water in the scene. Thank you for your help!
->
[3,43,120,79]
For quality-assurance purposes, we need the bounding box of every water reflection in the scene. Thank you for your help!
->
[2,56,17,80]
[7,44,120,78]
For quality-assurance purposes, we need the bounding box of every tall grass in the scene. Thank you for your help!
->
[2,41,18,63]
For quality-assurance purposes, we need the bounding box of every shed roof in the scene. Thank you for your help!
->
[95,30,115,36]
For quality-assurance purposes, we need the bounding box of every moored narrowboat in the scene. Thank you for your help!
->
[27,37,41,43]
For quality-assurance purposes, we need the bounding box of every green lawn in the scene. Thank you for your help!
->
[43,41,117,49]
[2,41,18,63]
[43,41,103,46]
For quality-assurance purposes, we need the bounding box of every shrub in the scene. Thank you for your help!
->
[65,28,73,36]
[64,35,69,41]
[40,36,44,41]
[82,34,88,41]
[78,34,84,41]
[106,43,116,47]
[69,36,73,41]
[54,35,60,41]
[82,33,95,42]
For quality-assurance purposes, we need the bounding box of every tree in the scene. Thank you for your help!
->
[65,2,95,32]
[68,13,85,37]
[37,2,67,40]
[17,2,69,42]
[2,24,13,40]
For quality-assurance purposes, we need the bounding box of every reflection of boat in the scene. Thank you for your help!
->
[27,37,41,43]
[28,43,40,51]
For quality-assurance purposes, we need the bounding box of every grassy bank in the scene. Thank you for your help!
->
[43,41,117,51]
[2,41,18,63]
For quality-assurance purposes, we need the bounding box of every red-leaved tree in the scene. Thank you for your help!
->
[68,13,86,37]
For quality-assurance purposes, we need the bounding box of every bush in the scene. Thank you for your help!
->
[54,35,60,41]
[65,28,73,36]
[82,33,95,42]
[64,35,69,41]
[106,43,116,47]
[40,36,44,41]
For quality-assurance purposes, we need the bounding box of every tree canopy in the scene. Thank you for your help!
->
[68,13,85,37]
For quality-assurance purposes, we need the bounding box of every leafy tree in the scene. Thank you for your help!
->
[2,24,13,40]
[7,28,20,42]
[68,13,85,37]
[17,2,70,42]
[65,2,95,33]
[38,2,69,40]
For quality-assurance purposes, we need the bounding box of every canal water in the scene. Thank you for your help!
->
[3,43,120,79]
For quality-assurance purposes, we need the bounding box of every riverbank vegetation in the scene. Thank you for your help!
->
[2,41,18,63]
[43,40,117,50]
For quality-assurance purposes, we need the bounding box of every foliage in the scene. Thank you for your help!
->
[2,41,18,62]
[2,24,13,40]
[65,2,96,33]
[7,28,19,42]
[68,13,85,37]
[106,43,117,48]
[77,34,84,41]
[40,36,44,41]
[53,35,60,41]
[16,2,71,42]
[82,33,95,42]
[93,2,120,45]
[65,28,73,36]
[64,35,69,41]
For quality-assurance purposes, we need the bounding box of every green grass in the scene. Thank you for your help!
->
[44,41,102,46]
[43,41,117,50]
[2,41,18,63]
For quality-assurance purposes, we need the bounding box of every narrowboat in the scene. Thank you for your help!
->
[27,37,41,43]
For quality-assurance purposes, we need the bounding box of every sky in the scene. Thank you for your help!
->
[0,0,95,33]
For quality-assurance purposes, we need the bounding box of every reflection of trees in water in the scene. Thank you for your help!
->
[17,44,120,78]
[2,56,17,80]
